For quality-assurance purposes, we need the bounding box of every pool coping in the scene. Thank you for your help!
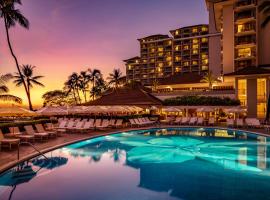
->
[0,125,269,174]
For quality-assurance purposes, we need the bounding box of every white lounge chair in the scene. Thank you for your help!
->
[114,119,123,128]
[35,124,57,137]
[189,117,198,125]
[0,129,20,150]
[129,119,138,127]
[197,117,204,125]
[236,118,244,127]
[96,119,110,130]
[208,117,215,126]
[24,125,49,141]
[246,118,261,128]
[174,117,182,125]
[226,119,234,127]
[8,127,35,142]
[181,117,190,125]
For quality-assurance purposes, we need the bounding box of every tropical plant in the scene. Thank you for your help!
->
[42,90,72,106]
[107,68,123,90]
[259,0,270,27]
[0,73,22,103]
[79,70,91,103]
[90,77,107,100]
[200,71,219,90]
[64,73,82,104]
[13,65,44,110]
[0,0,29,103]
[88,68,102,100]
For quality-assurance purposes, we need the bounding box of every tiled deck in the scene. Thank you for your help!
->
[0,125,269,173]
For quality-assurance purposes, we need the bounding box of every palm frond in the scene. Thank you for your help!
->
[30,79,45,87]
[0,85,9,93]
[0,94,22,104]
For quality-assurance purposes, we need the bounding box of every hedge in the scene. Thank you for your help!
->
[163,96,240,106]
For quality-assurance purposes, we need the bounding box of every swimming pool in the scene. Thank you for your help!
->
[0,127,270,200]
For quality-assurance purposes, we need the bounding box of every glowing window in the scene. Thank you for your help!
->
[238,48,251,58]
[202,65,208,71]
[175,30,179,35]
[183,62,189,66]
[128,65,132,70]
[175,67,181,72]
[166,56,172,61]
[184,45,189,50]
[202,59,208,65]
[193,39,199,44]
[158,63,163,67]
[175,56,181,62]
[158,47,163,52]
[192,61,198,65]
[193,50,198,54]
[238,79,247,106]
[201,53,208,59]
[175,46,180,51]
[201,38,208,43]
[193,44,199,49]
[202,27,208,32]
[192,28,198,33]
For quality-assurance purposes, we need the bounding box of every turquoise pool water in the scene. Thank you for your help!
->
[1,127,270,200]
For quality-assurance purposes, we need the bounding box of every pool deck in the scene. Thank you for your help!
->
[0,125,269,173]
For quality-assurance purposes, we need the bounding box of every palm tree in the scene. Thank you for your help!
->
[42,90,68,106]
[88,68,101,100]
[107,68,123,90]
[200,71,218,90]
[90,77,107,100]
[79,70,91,103]
[259,0,270,27]
[64,73,82,105]
[0,0,29,102]
[64,79,78,105]
[13,65,44,110]
[0,73,22,103]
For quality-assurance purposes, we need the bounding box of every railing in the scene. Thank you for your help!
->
[17,141,49,161]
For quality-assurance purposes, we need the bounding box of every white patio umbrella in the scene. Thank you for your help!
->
[0,106,36,117]
[83,106,108,114]
[163,107,182,112]
[196,107,215,112]
[36,106,68,116]
[224,107,246,114]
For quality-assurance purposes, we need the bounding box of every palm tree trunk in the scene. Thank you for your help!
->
[92,78,95,100]
[72,90,77,104]
[4,17,29,103]
[83,90,87,103]
[26,80,33,110]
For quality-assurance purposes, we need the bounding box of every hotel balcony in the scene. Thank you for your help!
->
[235,12,256,24]
[235,0,256,12]
[235,42,256,49]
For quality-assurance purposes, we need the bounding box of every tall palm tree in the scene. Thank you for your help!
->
[0,73,22,103]
[259,0,270,27]
[13,65,44,110]
[64,79,78,105]
[64,73,82,105]
[107,68,123,90]
[79,70,91,103]
[88,68,101,100]
[90,77,107,100]
[200,71,218,90]
[0,0,29,102]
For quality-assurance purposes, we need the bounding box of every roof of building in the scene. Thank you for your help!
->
[85,85,163,106]
[137,34,170,42]
[224,66,270,76]
[158,72,204,85]
[170,24,209,33]
[123,56,140,63]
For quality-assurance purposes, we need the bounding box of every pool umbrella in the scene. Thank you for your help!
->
[224,107,246,113]
[67,106,88,115]
[36,106,68,116]
[163,107,182,112]
[196,107,214,112]
[31,156,68,170]
[0,106,36,117]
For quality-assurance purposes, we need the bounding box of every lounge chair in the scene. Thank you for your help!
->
[96,119,110,130]
[226,119,234,127]
[0,129,20,150]
[129,119,138,127]
[197,117,204,126]
[208,117,215,126]
[246,118,261,128]
[174,117,182,125]
[189,117,198,125]
[160,117,174,124]
[181,117,190,125]
[144,117,156,125]
[114,119,123,128]
[24,125,49,141]
[109,119,116,127]
[138,118,149,126]
[134,118,145,126]
[35,124,57,138]
[236,118,244,127]
[8,127,35,142]
[95,119,102,128]
[67,121,84,132]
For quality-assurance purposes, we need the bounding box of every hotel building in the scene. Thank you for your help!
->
[124,25,211,86]
[206,0,270,118]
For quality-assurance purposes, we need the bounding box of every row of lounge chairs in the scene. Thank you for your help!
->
[226,118,262,128]
[129,117,156,127]
[161,117,216,126]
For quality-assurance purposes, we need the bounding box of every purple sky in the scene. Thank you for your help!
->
[0,0,208,106]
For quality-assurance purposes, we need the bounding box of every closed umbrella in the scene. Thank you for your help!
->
[0,107,36,117]
[196,107,214,112]
[36,106,67,116]
[163,107,182,112]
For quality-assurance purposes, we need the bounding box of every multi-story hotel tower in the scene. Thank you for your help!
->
[124,25,211,85]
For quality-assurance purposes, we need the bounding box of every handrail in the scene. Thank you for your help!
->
[17,142,49,160]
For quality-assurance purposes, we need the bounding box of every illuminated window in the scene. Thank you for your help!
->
[143,59,147,63]
[237,24,244,33]
[135,60,139,63]
[175,30,179,35]
[168,61,172,66]
[192,61,198,65]
[167,41,172,45]
[175,67,181,72]
[150,59,155,63]
[143,75,148,78]
[166,56,172,61]
[183,61,189,66]
[193,39,199,44]
[201,38,208,43]
[201,53,208,59]
[158,47,163,52]
[175,45,180,51]
[238,48,251,58]
[192,28,198,33]
[202,26,208,32]
[192,49,198,54]
[257,78,267,118]
[184,45,189,50]
[151,48,155,53]
[175,56,181,62]
[238,79,247,106]
[128,65,132,70]
[158,63,163,67]
[202,59,208,65]
[202,65,208,71]
[193,44,199,49]
[158,52,163,56]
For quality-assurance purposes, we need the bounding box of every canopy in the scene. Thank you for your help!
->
[163,107,182,112]
[196,107,215,112]
[224,107,246,113]
[0,107,36,117]
[36,106,67,116]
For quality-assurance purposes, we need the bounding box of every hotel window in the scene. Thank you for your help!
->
[192,49,198,55]
[158,63,163,67]
[158,52,163,56]
[193,39,199,44]
[202,59,208,65]
[201,53,208,59]
[135,60,139,63]
[158,47,163,52]
[201,38,208,43]
[202,27,208,32]
[257,78,267,118]
[150,59,155,63]
[192,28,198,33]
[202,65,208,71]
[237,24,244,33]
[143,59,147,63]
[128,65,132,70]
[238,48,251,58]
[175,56,181,62]
[168,61,172,66]
[193,44,199,49]
[238,79,247,106]
[167,41,172,45]
[192,61,198,65]
[166,56,172,61]
[175,30,179,35]
[175,45,180,51]
[183,61,189,67]
[183,45,189,50]
[151,48,155,53]
[175,67,181,73]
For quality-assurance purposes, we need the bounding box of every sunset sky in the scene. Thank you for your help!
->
[0,0,208,108]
